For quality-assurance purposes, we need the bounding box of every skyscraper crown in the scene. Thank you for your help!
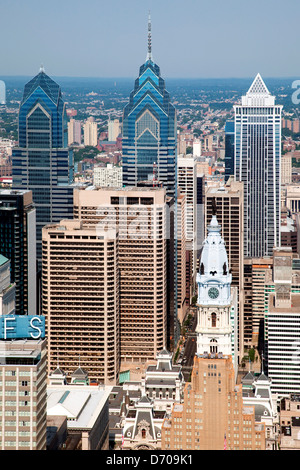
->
[242,73,275,106]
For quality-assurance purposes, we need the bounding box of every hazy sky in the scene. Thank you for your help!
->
[1,0,300,78]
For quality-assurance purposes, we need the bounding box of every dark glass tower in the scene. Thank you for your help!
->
[122,15,177,199]
[0,189,36,315]
[12,67,74,264]
[224,120,234,183]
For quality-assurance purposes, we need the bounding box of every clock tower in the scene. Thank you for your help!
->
[196,215,234,357]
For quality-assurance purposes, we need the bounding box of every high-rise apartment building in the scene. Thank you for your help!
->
[73,186,170,369]
[42,219,119,384]
[108,118,121,142]
[122,15,177,199]
[0,189,36,315]
[83,117,98,147]
[67,118,81,145]
[234,73,282,258]
[12,68,74,264]
[205,179,244,355]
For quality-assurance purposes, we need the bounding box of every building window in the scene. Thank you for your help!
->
[211,313,217,327]
[210,339,218,354]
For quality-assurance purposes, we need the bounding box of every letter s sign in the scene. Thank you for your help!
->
[30,317,43,339]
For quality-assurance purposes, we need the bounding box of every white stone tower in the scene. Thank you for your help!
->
[196,215,233,356]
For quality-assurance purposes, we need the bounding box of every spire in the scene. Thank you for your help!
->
[146,11,153,61]
[39,63,45,73]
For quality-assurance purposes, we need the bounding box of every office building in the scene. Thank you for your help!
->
[73,186,168,369]
[264,247,300,397]
[68,118,81,145]
[177,155,197,287]
[122,14,177,199]
[0,261,47,450]
[234,73,282,258]
[205,179,244,355]
[161,354,265,450]
[47,378,112,450]
[0,255,15,316]
[42,219,119,384]
[224,120,234,182]
[280,395,300,450]
[243,257,273,347]
[93,164,122,188]
[0,189,36,315]
[12,68,74,264]
[176,191,187,323]
[281,154,292,185]
[0,337,47,450]
[83,117,98,147]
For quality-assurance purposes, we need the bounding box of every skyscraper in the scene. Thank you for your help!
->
[0,256,47,450]
[0,189,36,316]
[122,14,177,199]
[73,186,169,369]
[42,219,119,384]
[12,67,74,264]
[234,73,282,258]
[224,120,234,182]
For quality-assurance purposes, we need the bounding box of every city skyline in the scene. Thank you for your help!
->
[1,0,300,79]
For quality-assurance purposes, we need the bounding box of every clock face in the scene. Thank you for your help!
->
[208,287,219,299]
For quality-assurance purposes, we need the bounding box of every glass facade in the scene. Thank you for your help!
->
[224,120,235,182]
[12,70,74,264]
[122,59,177,199]
[234,75,282,258]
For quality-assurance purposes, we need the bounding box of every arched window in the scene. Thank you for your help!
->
[210,339,218,354]
[211,312,217,327]
[142,429,146,439]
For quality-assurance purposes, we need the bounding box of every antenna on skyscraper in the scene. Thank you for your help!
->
[147,10,153,61]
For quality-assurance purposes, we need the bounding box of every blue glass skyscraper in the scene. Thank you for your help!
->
[122,15,177,199]
[122,16,180,349]
[12,67,74,264]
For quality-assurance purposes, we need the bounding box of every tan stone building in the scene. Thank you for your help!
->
[0,338,47,450]
[161,354,265,450]
[42,219,119,384]
[280,395,300,450]
[73,187,168,370]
